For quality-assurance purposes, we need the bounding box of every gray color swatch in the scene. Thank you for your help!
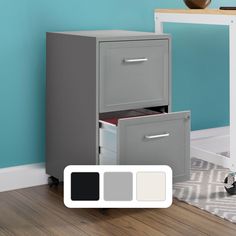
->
[104,172,133,201]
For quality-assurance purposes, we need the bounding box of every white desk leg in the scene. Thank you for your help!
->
[155,14,163,34]
[229,22,236,171]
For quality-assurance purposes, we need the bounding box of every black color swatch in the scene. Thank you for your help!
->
[71,172,99,201]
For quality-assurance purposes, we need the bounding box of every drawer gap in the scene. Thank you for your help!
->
[99,108,163,126]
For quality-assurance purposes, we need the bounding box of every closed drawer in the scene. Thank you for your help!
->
[99,40,169,112]
[99,110,190,182]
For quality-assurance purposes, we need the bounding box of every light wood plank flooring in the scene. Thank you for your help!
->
[0,184,236,236]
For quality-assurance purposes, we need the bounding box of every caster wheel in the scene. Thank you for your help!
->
[100,208,109,211]
[48,176,59,187]
[224,175,236,195]
[99,208,109,214]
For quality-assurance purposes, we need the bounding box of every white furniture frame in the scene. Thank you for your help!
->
[155,9,236,171]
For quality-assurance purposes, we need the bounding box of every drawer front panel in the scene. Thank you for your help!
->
[99,40,169,112]
[118,112,190,181]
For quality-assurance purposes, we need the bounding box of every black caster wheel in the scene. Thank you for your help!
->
[99,208,109,214]
[224,174,236,195]
[48,176,59,187]
[100,208,109,211]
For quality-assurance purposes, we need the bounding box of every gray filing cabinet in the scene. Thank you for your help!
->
[46,30,190,183]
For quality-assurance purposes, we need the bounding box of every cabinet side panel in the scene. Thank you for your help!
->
[46,33,97,180]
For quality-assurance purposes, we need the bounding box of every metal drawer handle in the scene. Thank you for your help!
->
[123,58,148,63]
[144,133,170,140]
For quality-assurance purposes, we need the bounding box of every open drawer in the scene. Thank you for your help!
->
[99,109,190,182]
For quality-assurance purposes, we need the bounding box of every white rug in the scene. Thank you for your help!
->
[174,158,236,223]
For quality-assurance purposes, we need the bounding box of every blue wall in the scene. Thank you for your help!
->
[0,0,232,167]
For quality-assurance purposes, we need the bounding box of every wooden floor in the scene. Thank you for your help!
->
[0,185,236,236]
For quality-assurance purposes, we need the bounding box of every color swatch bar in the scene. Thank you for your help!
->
[64,165,172,208]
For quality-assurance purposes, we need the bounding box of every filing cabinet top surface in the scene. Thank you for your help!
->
[48,30,169,41]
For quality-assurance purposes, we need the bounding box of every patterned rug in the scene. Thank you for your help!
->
[173,158,236,223]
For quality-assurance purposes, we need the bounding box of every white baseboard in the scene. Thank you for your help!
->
[191,126,229,140]
[0,163,48,192]
[191,126,232,169]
